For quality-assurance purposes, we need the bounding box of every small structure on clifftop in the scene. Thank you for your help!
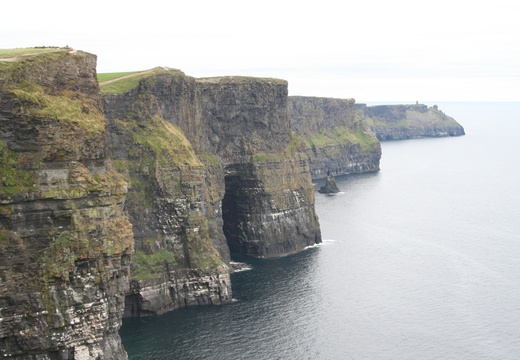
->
[318,171,340,194]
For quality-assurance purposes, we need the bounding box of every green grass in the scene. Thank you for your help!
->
[5,81,106,133]
[130,115,202,167]
[98,67,183,94]
[0,48,71,74]
[97,71,140,82]
[131,249,176,281]
[253,154,272,162]
[303,126,378,150]
[0,47,66,58]
[0,140,34,197]
[199,151,220,166]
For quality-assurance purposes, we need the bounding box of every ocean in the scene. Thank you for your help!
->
[119,102,520,359]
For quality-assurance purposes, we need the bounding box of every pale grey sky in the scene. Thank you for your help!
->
[2,0,519,102]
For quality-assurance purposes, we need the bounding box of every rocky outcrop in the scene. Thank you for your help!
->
[289,96,381,179]
[0,50,133,359]
[318,173,340,194]
[365,103,465,140]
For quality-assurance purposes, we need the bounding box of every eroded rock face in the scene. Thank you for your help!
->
[222,157,321,257]
[366,104,465,140]
[101,72,322,311]
[0,50,132,359]
[103,72,232,317]
[289,96,381,179]
[197,78,322,257]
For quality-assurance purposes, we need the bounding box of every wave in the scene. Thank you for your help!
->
[230,261,252,272]
[304,243,322,250]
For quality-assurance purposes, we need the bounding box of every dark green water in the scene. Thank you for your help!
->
[120,102,520,359]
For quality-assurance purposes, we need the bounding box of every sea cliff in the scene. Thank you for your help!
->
[1,48,322,358]
[365,103,465,140]
[102,69,232,317]
[289,96,381,178]
[0,47,464,359]
[0,49,132,359]
[196,78,321,257]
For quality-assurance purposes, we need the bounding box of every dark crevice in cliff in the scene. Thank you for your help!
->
[222,166,257,256]
[221,161,322,258]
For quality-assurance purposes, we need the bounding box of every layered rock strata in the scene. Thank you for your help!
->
[289,96,381,179]
[365,103,465,140]
[101,71,321,315]
[196,78,321,257]
[1,47,468,359]
[0,50,133,359]
[102,70,232,317]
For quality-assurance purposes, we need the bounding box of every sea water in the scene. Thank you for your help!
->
[120,102,520,359]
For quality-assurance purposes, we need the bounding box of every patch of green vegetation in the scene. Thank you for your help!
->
[287,135,303,151]
[5,81,106,133]
[253,154,272,162]
[0,230,9,251]
[0,48,73,75]
[112,159,129,173]
[131,249,176,281]
[0,139,34,197]
[252,136,304,163]
[361,114,375,127]
[371,116,409,130]
[0,47,65,58]
[351,129,378,148]
[41,230,77,281]
[66,161,128,197]
[195,256,224,270]
[302,126,378,152]
[97,71,139,82]
[54,231,71,247]
[199,151,220,166]
[131,115,202,167]
[183,213,225,270]
[98,67,184,94]
[0,229,25,252]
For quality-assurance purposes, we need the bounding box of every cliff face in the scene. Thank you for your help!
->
[0,47,468,359]
[366,104,465,140]
[102,70,232,317]
[0,48,325,358]
[0,50,132,359]
[289,96,381,179]
[197,78,321,257]
[100,72,321,316]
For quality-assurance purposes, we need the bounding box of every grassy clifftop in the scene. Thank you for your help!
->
[98,67,185,94]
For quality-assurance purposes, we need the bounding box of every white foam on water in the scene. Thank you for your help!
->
[322,239,341,243]
[230,262,252,272]
[304,243,322,250]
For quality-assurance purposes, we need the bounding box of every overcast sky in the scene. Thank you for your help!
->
[2,0,519,102]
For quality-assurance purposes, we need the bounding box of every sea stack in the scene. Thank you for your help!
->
[318,172,340,194]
